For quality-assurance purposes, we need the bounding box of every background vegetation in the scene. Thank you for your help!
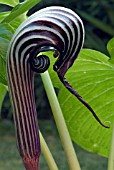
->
[0,0,114,169]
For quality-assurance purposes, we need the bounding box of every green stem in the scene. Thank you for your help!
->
[41,71,81,170]
[39,131,59,170]
[108,122,114,170]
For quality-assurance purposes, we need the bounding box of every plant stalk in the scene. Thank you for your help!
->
[39,131,59,170]
[108,121,114,170]
[41,71,81,170]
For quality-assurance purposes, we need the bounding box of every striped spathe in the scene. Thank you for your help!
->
[6,5,108,170]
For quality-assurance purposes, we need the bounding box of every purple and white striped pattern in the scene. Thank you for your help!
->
[7,4,108,170]
[7,5,109,170]
[7,6,85,169]
[7,7,108,170]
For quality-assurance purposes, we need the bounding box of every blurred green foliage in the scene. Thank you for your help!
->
[0,119,108,170]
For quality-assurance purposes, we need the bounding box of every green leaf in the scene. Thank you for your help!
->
[0,12,9,22]
[0,83,7,112]
[2,0,41,23]
[0,16,25,86]
[0,11,25,30]
[10,14,26,30]
[0,55,7,85]
[107,38,114,64]
[0,0,19,7]
[0,23,14,58]
[0,23,15,85]
[48,49,114,157]
[0,13,29,87]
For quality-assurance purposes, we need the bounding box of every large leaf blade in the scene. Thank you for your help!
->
[59,49,113,157]
[48,49,114,157]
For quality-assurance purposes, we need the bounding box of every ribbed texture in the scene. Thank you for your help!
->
[6,6,84,170]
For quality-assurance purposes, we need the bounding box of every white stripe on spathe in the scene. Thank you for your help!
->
[7,6,85,169]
